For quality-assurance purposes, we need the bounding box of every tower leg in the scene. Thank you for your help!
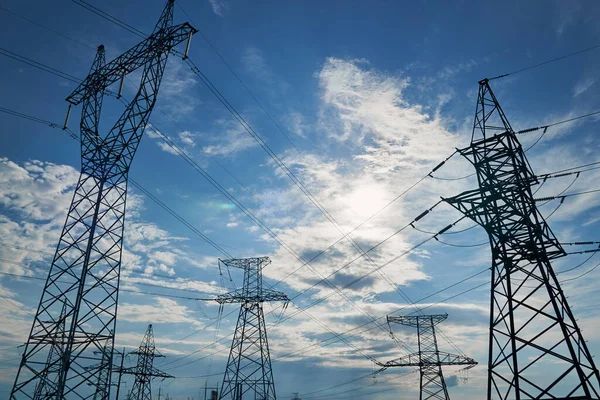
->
[220,303,276,400]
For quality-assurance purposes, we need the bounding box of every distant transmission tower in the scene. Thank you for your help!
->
[118,325,173,400]
[444,79,600,399]
[216,257,289,400]
[10,1,196,398]
[381,314,476,400]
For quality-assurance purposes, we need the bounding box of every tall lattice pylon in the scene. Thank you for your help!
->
[380,314,476,400]
[444,79,600,399]
[118,325,172,400]
[216,257,289,400]
[10,2,196,398]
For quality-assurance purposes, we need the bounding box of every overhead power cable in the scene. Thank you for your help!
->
[10,5,490,358]
[0,268,204,301]
[174,2,303,154]
[4,25,473,356]
[163,267,490,371]
[3,105,414,366]
[70,0,146,38]
[2,103,407,368]
[67,2,472,347]
[430,111,600,180]
[0,46,81,84]
[534,188,600,202]
[0,4,96,50]
[488,42,600,81]
[517,110,600,134]
[560,260,600,283]
[0,107,234,260]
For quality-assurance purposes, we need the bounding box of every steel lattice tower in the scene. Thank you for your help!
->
[444,79,600,399]
[120,325,172,400]
[216,257,289,400]
[380,314,476,400]
[10,2,196,398]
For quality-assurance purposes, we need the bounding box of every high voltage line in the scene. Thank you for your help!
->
[3,3,600,398]
[61,0,477,354]
[1,56,600,372]
[2,39,600,312]
[5,5,600,363]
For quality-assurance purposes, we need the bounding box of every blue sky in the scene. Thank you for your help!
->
[1,0,600,399]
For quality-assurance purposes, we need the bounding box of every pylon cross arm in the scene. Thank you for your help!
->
[215,288,288,304]
[379,352,477,368]
[66,22,197,105]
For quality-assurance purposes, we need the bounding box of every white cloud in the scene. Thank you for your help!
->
[573,77,597,97]
[179,130,196,147]
[202,119,257,156]
[242,46,271,81]
[286,111,307,138]
[209,0,229,17]
[118,297,204,327]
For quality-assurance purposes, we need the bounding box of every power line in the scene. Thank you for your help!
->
[70,0,146,38]
[489,42,600,81]
[175,2,303,154]
[163,266,489,371]
[0,268,205,301]
[0,4,96,50]
[535,188,600,202]
[0,46,81,83]
[2,105,415,370]
[67,3,471,354]
[430,111,600,180]
[2,103,403,370]
[1,30,475,358]
[560,260,600,283]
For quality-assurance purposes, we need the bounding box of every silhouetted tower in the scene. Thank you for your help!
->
[444,79,600,399]
[216,257,289,400]
[120,325,172,400]
[381,314,476,400]
[10,2,196,398]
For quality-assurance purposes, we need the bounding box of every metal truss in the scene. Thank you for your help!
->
[444,79,600,399]
[10,1,196,398]
[117,325,172,400]
[379,314,476,400]
[216,257,289,400]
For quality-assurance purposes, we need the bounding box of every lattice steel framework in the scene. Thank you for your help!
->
[444,79,600,399]
[119,325,172,400]
[10,2,196,398]
[381,314,476,400]
[217,257,288,400]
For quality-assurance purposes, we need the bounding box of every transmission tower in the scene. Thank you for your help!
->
[380,314,476,400]
[444,79,600,399]
[216,257,289,400]
[10,2,196,398]
[117,325,173,400]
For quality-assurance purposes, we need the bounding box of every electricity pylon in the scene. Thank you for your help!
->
[444,79,600,399]
[379,314,476,400]
[10,2,196,398]
[117,325,173,400]
[216,257,289,400]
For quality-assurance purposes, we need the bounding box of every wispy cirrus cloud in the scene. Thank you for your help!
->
[209,0,229,18]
